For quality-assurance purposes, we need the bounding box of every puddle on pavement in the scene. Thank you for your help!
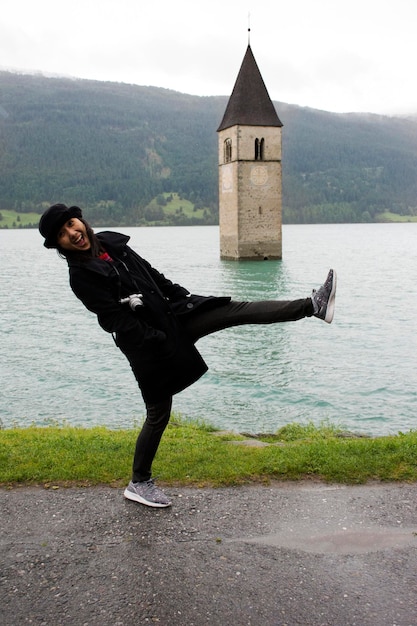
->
[231,528,417,555]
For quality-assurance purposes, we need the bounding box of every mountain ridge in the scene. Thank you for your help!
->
[1,70,416,225]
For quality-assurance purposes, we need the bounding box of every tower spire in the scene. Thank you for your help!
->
[217,45,282,131]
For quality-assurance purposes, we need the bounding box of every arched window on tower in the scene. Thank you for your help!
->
[255,137,265,160]
[224,139,232,163]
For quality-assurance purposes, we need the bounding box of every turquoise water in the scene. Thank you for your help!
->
[1,223,416,435]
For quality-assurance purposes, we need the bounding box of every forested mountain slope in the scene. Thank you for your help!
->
[1,71,416,225]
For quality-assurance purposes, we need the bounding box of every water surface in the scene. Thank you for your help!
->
[1,223,416,435]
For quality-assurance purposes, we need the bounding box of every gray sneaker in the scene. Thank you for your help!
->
[124,479,172,508]
[312,269,337,323]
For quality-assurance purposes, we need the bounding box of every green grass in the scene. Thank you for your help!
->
[145,193,206,220]
[375,211,417,222]
[0,209,41,229]
[1,419,417,487]
[161,193,204,218]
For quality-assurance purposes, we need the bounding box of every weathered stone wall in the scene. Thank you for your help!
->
[218,125,282,260]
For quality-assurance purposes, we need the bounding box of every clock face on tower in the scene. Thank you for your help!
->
[250,165,268,186]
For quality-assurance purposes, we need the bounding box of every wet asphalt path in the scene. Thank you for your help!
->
[1,482,417,626]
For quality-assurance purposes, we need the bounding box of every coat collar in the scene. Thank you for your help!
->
[96,230,130,251]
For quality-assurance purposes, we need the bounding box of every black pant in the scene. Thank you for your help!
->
[132,298,313,482]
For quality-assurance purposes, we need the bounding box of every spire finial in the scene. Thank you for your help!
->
[248,12,251,45]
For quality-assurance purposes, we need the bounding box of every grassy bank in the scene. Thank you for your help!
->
[1,419,416,487]
[0,209,40,229]
[375,211,417,222]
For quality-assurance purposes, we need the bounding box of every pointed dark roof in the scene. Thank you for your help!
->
[217,45,283,132]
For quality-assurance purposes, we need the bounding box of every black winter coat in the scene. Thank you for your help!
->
[67,231,230,404]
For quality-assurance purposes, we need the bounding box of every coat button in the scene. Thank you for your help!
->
[186,302,194,309]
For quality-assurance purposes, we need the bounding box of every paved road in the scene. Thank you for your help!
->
[1,482,417,626]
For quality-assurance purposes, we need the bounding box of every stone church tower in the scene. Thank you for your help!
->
[217,45,283,260]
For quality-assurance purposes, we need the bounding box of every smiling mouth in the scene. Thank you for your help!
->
[72,234,87,246]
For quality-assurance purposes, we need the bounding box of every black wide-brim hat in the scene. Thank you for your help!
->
[39,204,83,248]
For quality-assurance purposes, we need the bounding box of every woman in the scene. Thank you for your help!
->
[39,203,337,508]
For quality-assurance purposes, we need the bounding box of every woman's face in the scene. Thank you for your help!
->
[57,218,91,252]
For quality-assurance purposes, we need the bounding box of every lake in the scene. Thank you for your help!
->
[1,223,416,436]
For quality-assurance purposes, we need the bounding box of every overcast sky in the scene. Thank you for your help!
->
[1,0,416,115]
